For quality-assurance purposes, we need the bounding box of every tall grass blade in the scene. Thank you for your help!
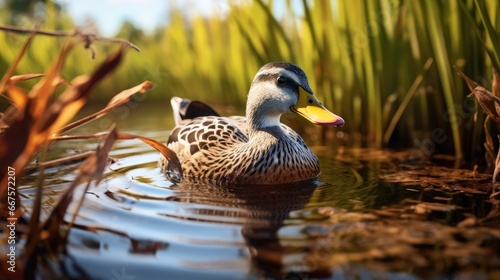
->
[423,0,463,163]
[256,0,295,61]
[384,58,434,144]
[0,26,39,94]
[474,0,500,73]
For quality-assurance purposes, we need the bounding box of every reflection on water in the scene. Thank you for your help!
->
[17,128,499,279]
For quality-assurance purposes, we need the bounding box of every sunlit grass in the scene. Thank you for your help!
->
[0,0,500,159]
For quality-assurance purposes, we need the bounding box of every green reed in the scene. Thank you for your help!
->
[1,0,499,160]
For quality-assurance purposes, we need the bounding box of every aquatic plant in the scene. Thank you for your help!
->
[0,28,179,278]
[1,0,499,162]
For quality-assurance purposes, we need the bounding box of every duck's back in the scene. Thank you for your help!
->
[166,116,249,160]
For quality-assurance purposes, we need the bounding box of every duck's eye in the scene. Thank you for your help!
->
[276,75,287,85]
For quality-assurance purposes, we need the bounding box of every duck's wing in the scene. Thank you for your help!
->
[227,116,248,135]
[167,116,249,159]
[171,97,220,126]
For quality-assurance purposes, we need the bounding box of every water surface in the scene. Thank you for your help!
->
[16,104,500,279]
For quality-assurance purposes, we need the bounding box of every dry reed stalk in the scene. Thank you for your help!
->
[0,26,180,278]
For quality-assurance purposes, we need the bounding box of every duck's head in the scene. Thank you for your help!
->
[246,62,344,130]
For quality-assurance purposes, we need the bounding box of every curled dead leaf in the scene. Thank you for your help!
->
[116,132,183,180]
[455,67,500,127]
[468,86,500,127]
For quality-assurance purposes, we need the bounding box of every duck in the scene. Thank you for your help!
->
[159,62,344,185]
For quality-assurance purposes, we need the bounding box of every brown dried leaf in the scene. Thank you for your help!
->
[469,86,500,127]
[1,104,21,128]
[0,44,74,180]
[484,116,496,166]
[9,73,44,84]
[28,43,73,120]
[117,132,182,176]
[455,67,500,127]
[1,74,44,105]
[0,115,7,131]
[493,136,500,184]
[39,127,118,249]
[413,202,459,214]
[0,46,124,196]
[23,151,94,175]
[493,67,500,98]
[6,85,28,110]
[57,80,153,134]
[107,80,153,107]
[454,66,479,91]
[39,47,123,134]
[83,128,117,185]
[50,131,182,178]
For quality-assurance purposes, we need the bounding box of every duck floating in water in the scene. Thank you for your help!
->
[159,62,344,184]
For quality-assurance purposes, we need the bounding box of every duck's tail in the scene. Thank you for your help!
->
[171,97,220,126]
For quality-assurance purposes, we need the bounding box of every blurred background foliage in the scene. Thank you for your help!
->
[1,0,499,162]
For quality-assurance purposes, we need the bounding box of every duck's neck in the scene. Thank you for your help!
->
[246,107,284,138]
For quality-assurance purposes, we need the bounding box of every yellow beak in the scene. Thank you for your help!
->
[291,87,344,127]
